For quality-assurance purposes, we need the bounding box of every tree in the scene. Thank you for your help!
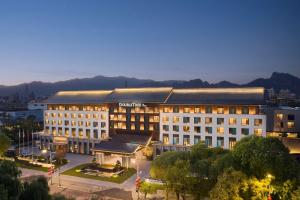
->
[150,151,188,180]
[0,160,22,200]
[0,134,11,157]
[232,136,300,182]
[19,176,51,200]
[140,182,162,199]
[291,187,300,200]
[165,160,190,200]
[210,169,247,200]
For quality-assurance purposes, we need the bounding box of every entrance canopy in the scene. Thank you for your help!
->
[93,134,151,155]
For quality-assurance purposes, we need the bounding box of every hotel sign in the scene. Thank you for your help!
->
[119,102,146,107]
[53,136,68,145]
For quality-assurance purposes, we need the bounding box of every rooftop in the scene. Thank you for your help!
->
[45,87,265,105]
[93,133,151,155]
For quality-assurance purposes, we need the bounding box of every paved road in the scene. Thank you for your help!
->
[19,153,152,199]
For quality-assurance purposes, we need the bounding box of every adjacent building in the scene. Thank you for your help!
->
[40,87,266,161]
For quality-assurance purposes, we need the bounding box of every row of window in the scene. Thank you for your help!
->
[110,107,160,114]
[48,105,108,112]
[162,134,237,149]
[162,125,263,135]
[45,120,107,128]
[45,112,107,120]
[111,122,159,131]
[45,127,107,139]
[109,114,160,122]
[162,106,258,115]
[162,116,263,126]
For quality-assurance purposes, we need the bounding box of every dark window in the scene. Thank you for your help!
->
[229,107,236,114]
[288,115,295,121]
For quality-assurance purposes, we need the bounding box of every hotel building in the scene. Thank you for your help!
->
[40,87,266,164]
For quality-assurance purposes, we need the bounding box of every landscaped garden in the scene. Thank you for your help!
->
[62,162,136,184]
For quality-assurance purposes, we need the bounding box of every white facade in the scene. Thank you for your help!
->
[43,108,109,142]
[159,111,266,149]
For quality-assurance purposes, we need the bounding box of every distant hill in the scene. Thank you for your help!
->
[0,72,299,98]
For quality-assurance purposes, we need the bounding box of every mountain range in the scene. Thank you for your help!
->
[0,72,299,98]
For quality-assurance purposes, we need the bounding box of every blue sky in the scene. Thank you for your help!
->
[0,0,299,85]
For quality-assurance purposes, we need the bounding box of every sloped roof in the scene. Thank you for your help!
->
[93,133,151,154]
[103,87,173,103]
[45,90,112,104]
[165,87,265,105]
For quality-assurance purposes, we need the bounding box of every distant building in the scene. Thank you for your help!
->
[27,101,47,110]
[265,107,300,137]
[3,109,44,122]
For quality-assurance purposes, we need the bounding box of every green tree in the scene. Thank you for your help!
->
[19,176,51,200]
[0,160,22,200]
[140,182,162,199]
[291,187,300,200]
[0,134,11,157]
[232,136,300,182]
[210,169,248,200]
[165,160,190,200]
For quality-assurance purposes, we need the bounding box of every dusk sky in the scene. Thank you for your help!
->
[0,0,299,85]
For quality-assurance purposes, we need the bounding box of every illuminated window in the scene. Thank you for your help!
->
[86,129,90,138]
[183,126,190,132]
[79,129,83,137]
[173,116,180,123]
[140,115,145,122]
[131,123,135,130]
[229,118,236,125]
[276,114,283,120]
[65,128,69,136]
[101,130,107,139]
[254,128,262,136]
[229,128,236,135]
[173,125,179,132]
[72,128,76,137]
[149,124,154,131]
[194,117,201,124]
[163,134,169,145]
[58,113,63,118]
[217,118,224,125]
[71,121,76,126]
[254,119,262,126]
[78,121,84,126]
[183,107,190,113]
[140,124,145,131]
[52,128,57,136]
[183,135,190,146]
[93,114,98,119]
[163,107,170,113]
[86,114,91,119]
[64,113,69,118]
[51,120,56,125]
[217,127,224,134]
[78,114,84,118]
[58,127,63,136]
[229,138,236,149]
[163,125,169,131]
[183,117,190,123]
[71,113,76,118]
[154,116,160,122]
[51,113,56,117]
[205,117,212,124]
[288,121,295,129]
[241,118,249,126]
[162,116,169,123]
[131,115,136,121]
[217,107,224,114]
[64,120,69,126]
[194,107,201,113]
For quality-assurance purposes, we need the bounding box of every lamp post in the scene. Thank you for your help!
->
[42,149,53,185]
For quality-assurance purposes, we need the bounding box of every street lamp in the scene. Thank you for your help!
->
[42,149,54,185]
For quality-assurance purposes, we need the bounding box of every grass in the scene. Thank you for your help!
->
[62,163,136,184]
[15,160,48,172]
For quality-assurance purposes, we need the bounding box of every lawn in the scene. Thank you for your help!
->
[15,160,48,172]
[62,163,136,184]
